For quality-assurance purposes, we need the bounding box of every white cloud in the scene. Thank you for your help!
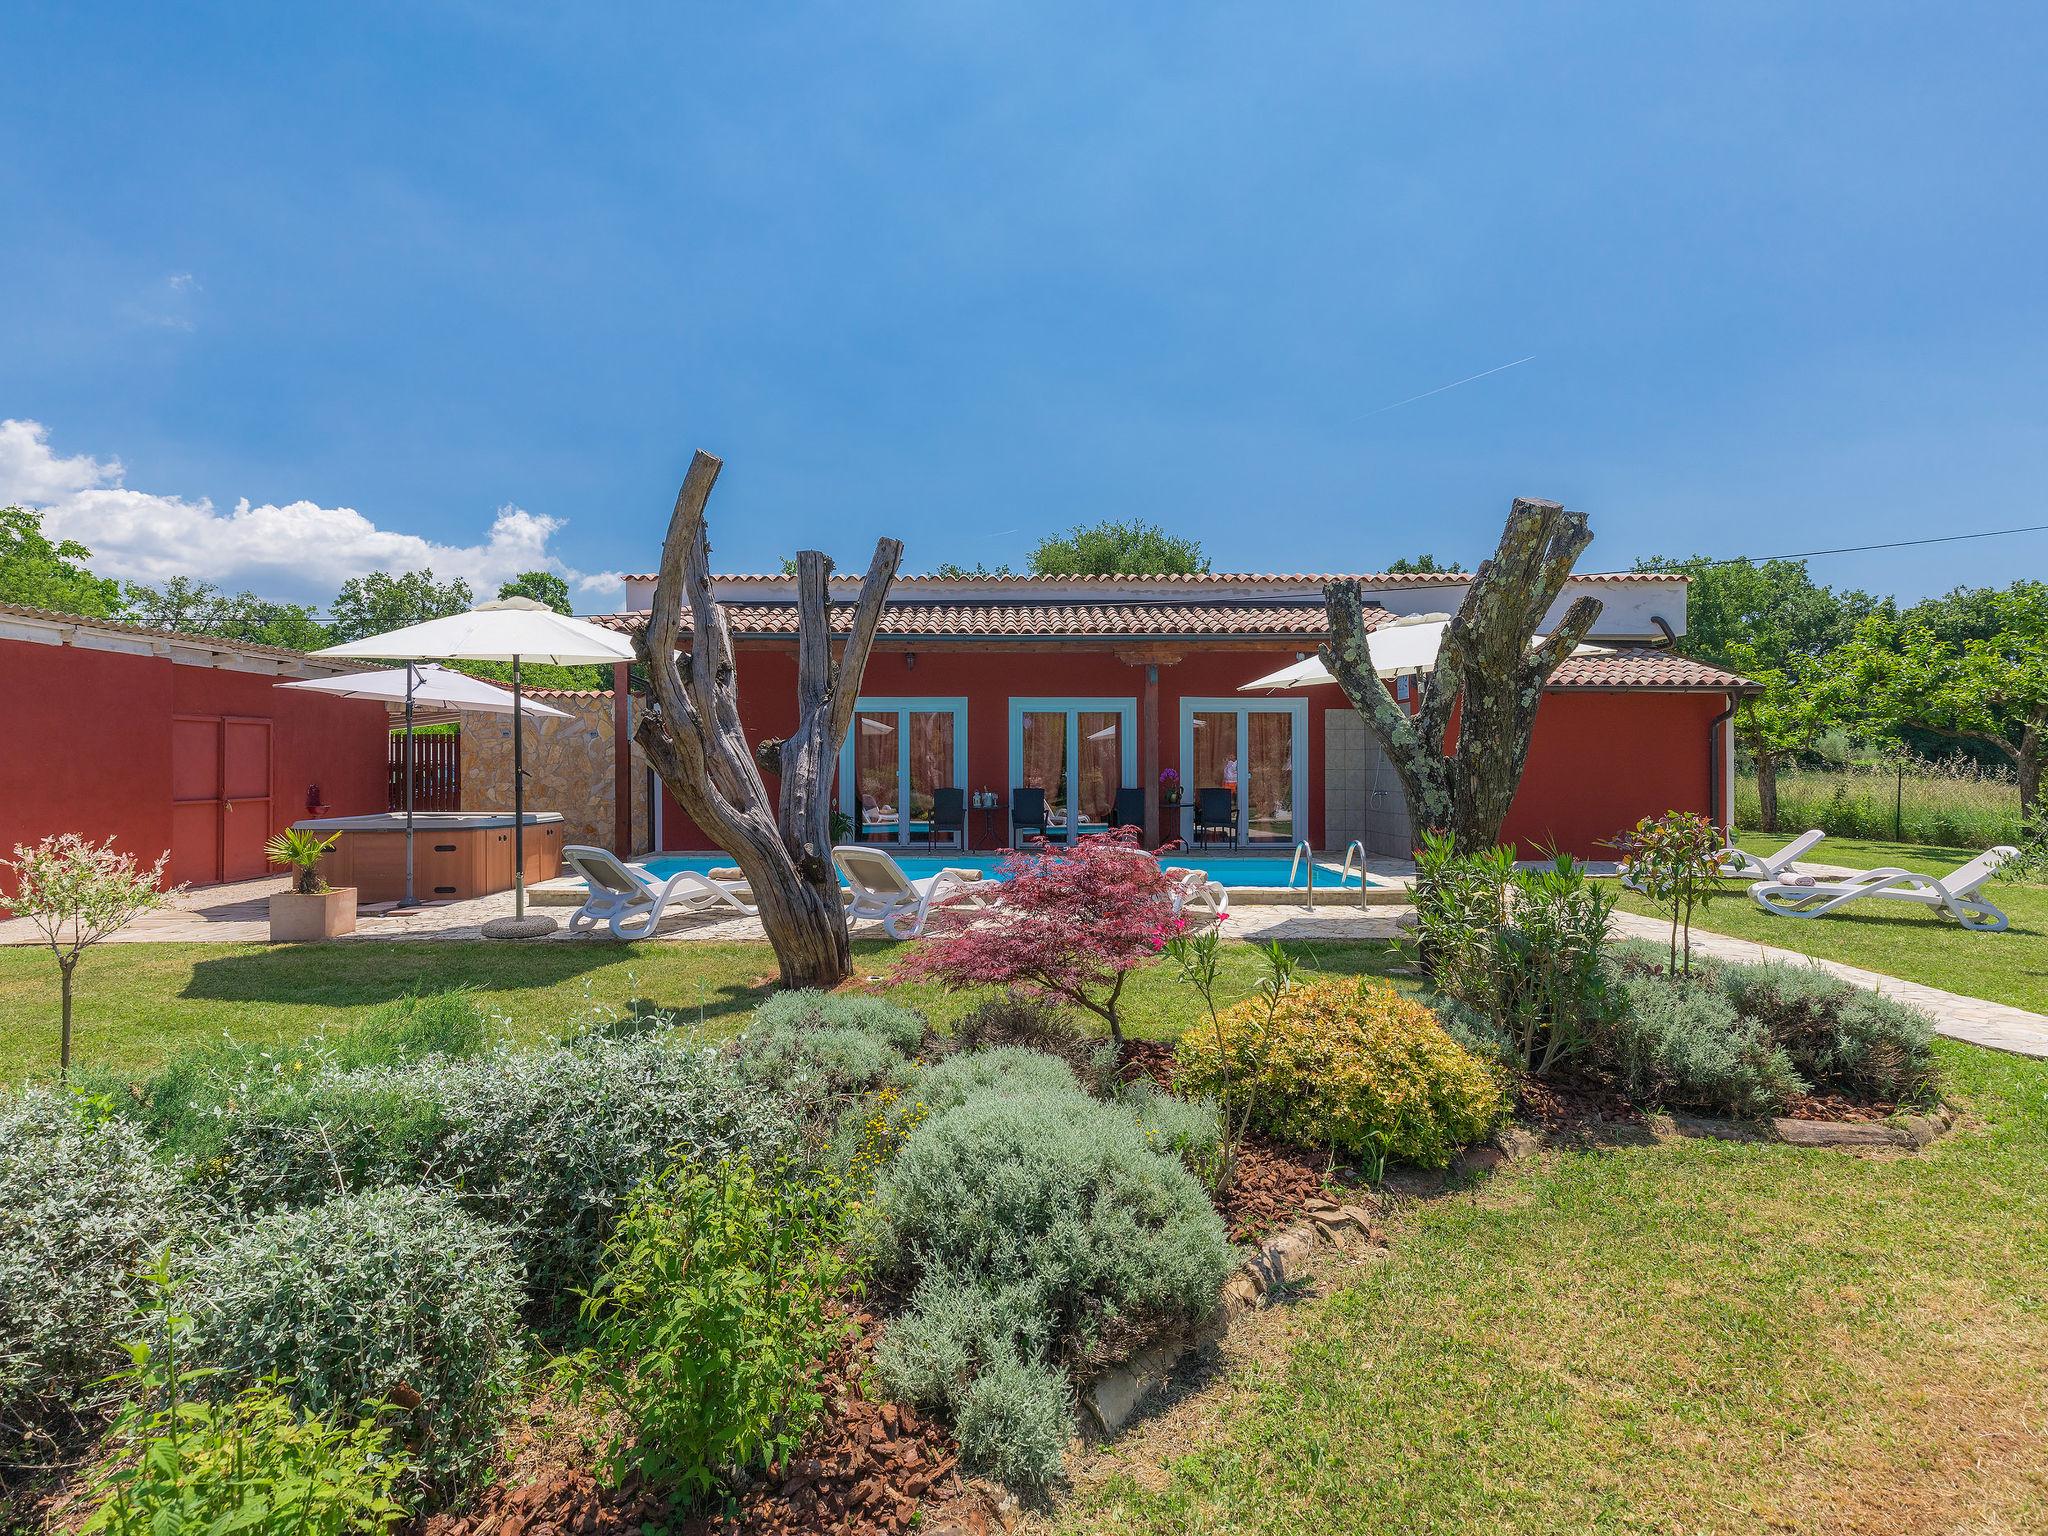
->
[0,419,623,611]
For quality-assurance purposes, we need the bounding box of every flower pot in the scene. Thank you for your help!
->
[270,887,358,942]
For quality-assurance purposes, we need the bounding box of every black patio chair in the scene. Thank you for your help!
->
[926,787,966,849]
[1108,786,1146,832]
[1193,786,1237,850]
[1011,786,1049,843]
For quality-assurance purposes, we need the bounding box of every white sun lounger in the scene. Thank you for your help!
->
[1716,828,1826,881]
[832,844,991,940]
[1163,865,1229,919]
[562,844,758,940]
[1750,844,2020,932]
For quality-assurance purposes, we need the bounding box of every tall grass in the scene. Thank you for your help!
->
[1737,754,2022,848]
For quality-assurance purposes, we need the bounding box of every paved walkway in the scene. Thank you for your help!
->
[1608,910,2048,1059]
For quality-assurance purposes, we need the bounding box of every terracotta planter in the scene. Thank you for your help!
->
[270,887,358,942]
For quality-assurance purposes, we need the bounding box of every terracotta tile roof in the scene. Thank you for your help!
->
[593,600,1385,641]
[1548,651,1760,692]
[0,600,368,668]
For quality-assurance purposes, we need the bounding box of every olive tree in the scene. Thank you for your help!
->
[1322,497,1602,852]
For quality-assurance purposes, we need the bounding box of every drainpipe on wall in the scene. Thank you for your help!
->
[1706,696,1737,837]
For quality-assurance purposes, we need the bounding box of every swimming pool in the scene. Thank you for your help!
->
[639,851,1381,891]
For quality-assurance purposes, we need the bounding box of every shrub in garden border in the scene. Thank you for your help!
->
[205,1032,796,1301]
[871,1071,1234,1491]
[1176,978,1504,1168]
[83,1265,410,1536]
[186,1185,525,1496]
[737,989,926,1105]
[575,1154,855,1509]
[1410,835,1615,1076]
[947,995,1118,1093]
[1,1088,184,1462]
[1603,974,1805,1118]
[1601,941,1939,1109]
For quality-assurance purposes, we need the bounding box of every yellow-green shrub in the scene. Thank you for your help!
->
[1175,979,1503,1167]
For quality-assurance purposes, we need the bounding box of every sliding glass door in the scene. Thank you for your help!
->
[1009,697,1137,842]
[839,697,968,845]
[1178,697,1308,848]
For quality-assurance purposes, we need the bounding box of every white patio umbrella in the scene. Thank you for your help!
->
[277,664,571,908]
[1239,613,1611,691]
[313,598,637,935]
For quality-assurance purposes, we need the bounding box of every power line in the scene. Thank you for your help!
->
[1705,522,2048,566]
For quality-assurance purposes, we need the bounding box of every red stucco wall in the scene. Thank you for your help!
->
[650,642,1727,858]
[0,637,390,894]
[1500,689,1727,858]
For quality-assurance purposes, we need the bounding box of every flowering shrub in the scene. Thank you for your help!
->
[1610,810,1725,974]
[0,834,173,1079]
[1175,979,1504,1168]
[897,828,1180,1047]
[1,1089,184,1462]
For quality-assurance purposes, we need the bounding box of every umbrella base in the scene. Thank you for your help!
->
[481,914,560,940]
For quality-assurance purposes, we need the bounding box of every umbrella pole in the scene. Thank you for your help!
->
[512,656,526,920]
[404,664,417,907]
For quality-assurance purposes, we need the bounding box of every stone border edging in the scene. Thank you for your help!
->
[1081,1197,1381,1437]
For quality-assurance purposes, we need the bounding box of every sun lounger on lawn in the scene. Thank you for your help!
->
[1716,828,1826,881]
[832,844,990,940]
[562,844,757,940]
[1750,844,2020,932]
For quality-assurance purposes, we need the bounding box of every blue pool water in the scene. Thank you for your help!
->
[639,851,1378,890]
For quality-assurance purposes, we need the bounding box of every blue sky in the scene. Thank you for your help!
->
[3,1,2044,609]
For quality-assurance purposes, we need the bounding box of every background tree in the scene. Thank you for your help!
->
[635,450,902,989]
[1835,581,2048,821]
[0,835,173,1080]
[1028,518,1207,576]
[1324,497,1602,853]
[328,569,474,643]
[0,506,126,618]
[1384,553,1458,574]
[497,570,573,614]
[1643,556,1884,830]
[123,576,333,650]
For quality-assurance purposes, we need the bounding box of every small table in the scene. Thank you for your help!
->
[972,803,1005,851]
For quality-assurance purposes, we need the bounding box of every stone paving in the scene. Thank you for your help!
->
[3,869,2042,1061]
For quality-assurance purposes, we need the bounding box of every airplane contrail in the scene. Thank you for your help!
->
[1355,354,1537,420]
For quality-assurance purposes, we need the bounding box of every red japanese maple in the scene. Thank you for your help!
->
[897,827,1181,1048]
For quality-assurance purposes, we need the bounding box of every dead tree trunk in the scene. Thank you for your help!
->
[1322,497,1603,853]
[633,451,903,989]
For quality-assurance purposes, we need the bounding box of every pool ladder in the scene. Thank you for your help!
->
[1289,840,1318,910]
[1290,840,1374,912]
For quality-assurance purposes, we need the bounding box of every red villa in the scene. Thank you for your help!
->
[594,569,1756,861]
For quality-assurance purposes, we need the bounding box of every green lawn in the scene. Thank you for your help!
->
[0,936,1409,1086]
[1063,1038,2048,1533]
[1615,833,2048,1015]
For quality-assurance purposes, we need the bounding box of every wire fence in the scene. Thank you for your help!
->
[1736,753,2023,848]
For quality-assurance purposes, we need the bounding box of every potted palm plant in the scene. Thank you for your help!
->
[265,829,355,941]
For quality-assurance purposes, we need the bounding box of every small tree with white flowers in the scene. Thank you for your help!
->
[0,835,173,1080]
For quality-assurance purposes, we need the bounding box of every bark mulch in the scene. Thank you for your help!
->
[425,1309,987,1536]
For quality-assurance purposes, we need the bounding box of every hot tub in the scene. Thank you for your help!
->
[292,812,565,903]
